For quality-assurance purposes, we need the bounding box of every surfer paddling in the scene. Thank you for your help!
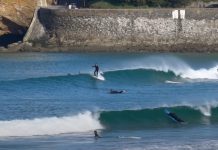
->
[165,109,185,123]
[92,64,99,76]
[110,89,126,94]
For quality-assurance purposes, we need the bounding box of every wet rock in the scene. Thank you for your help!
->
[0,46,7,52]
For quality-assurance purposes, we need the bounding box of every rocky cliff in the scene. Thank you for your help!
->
[0,0,37,46]
[0,0,38,34]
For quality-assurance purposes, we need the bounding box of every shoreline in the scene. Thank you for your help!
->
[0,42,217,53]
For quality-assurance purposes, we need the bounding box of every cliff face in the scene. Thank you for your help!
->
[0,0,38,47]
[0,0,37,36]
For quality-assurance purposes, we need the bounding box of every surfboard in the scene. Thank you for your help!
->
[91,73,105,81]
[165,80,182,84]
[118,136,141,139]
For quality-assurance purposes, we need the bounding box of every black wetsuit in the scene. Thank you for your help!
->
[93,65,99,76]
[94,130,100,138]
[169,112,184,123]
[110,90,125,94]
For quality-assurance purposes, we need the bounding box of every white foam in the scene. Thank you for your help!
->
[124,140,218,150]
[105,55,218,80]
[194,101,218,117]
[165,80,182,84]
[0,111,103,137]
[181,66,218,80]
[196,105,211,117]
[140,57,218,80]
[119,136,141,139]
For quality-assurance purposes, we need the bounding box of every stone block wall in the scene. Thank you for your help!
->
[24,8,218,52]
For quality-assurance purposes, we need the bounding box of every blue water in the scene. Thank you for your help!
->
[0,52,218,149]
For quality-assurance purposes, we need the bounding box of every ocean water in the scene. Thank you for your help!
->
[0,52,218,150]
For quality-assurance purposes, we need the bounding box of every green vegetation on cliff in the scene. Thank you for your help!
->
[85,0,218,8]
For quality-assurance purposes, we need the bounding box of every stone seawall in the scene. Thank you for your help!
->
[24,8,218,52]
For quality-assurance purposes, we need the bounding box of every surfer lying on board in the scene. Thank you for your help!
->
[165,109,185,123]
[110,89,126,94]
[92,64,99,76]
[94,130,101,138]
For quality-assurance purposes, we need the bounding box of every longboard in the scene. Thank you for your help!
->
[91,73,105,81]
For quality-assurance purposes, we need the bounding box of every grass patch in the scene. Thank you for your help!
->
[89,1,148,9]
[87,0,218,8]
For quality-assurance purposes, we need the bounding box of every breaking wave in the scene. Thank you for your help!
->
[1,103,218,137]
[0,111,103,137]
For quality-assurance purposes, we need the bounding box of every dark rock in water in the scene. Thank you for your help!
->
[23,42,33,47]
[6,42,24,52]
[7,42,19,48]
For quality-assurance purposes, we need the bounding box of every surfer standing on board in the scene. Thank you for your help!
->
[92,64,99,76]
